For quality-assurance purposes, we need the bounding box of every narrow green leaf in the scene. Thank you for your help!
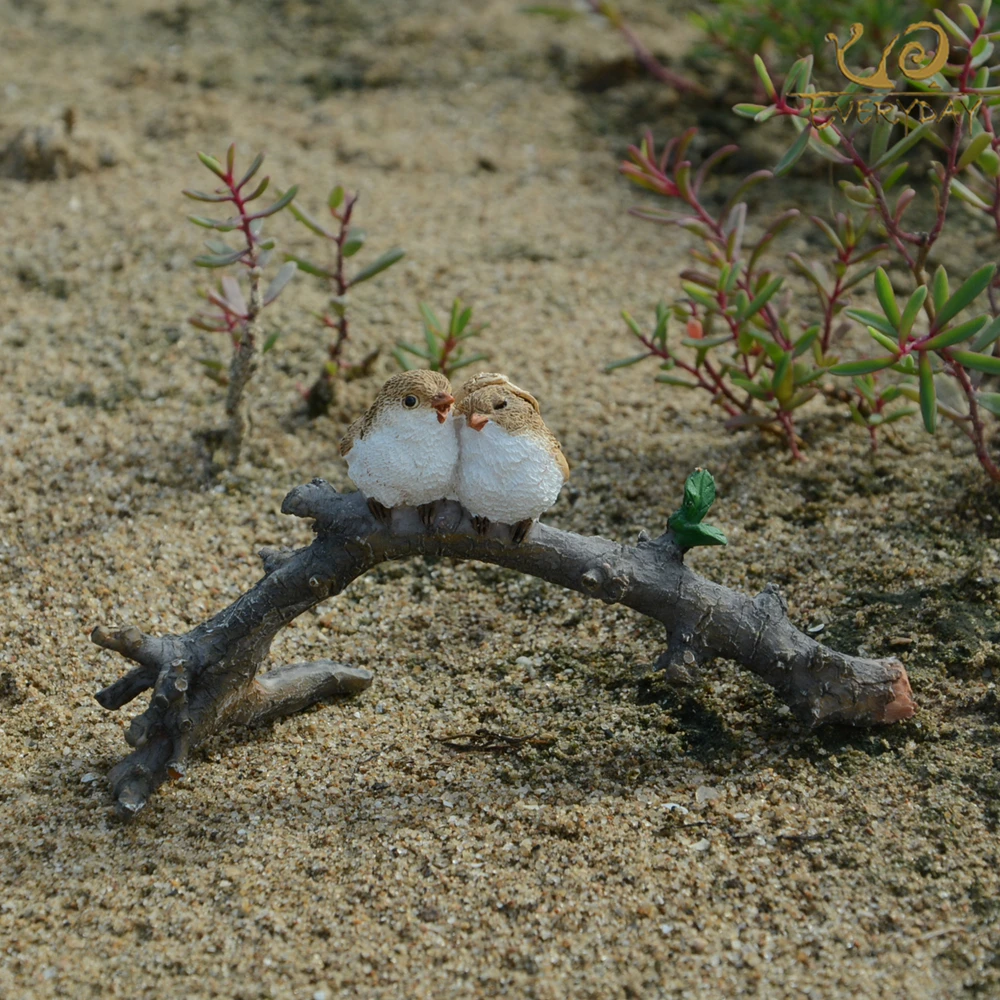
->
[342,229,366,258]
[262,331,280,353]
[867,326,900,353]
[884,406,918,423]
[183,189,232,203]
[845,308,897,338]
[970,313,1000,351]
[197,151,226,179]
[874,267,901,327]
[874,122,932,170]
[249,185,298,220]
[287,198,336,239]
[898,285,928,343]
[932,266,949,314]
[605,353,650,371]
[655,374,700,388]
[828,356,897,375]
[282,253,334,279]
[395,342,431,360]
[951,349,1000,374]
[958,132,994,170]
[187,215,228,230]
[329,185,345,211]
[350,248,405,286]
[733,103,767,119]
[741,276,783,320]
[922,315,988,350]
[753,54,776,100]
[237,152,265,190]
[869,118,894,165]
[262,261,298,306]
[773,127,811,177]
[243,176,270,202]
[934,263,996,328]
[194,248,247,267]
[977,392,1000,416]
[918,352,936,433]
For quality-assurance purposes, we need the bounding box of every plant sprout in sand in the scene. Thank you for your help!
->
[283,185,405,418]
[394,298,489,378]
[184,145,298,466]
[610,5,1000,481]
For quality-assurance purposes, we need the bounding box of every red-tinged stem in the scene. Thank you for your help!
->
[947,356,1000,482]
[778,410,804,461]
[587,0,705,95]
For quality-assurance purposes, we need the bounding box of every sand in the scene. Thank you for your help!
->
[1,1,999,997]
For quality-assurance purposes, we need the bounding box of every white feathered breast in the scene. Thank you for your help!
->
[346,409,459,507]
[456,421,564,523]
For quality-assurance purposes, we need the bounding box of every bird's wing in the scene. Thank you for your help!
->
[339,415,365,457]
[555,445,570,482]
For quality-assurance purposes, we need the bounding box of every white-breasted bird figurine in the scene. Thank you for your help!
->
[454,378,569,543]
[340,370,457,522]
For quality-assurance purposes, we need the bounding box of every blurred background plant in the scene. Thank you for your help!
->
[393,298,490,378]
[283,185,405,419]
[606,3,1000,480]
[184,145,298,467]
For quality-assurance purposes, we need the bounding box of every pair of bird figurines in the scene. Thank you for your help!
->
[340,370,569,543]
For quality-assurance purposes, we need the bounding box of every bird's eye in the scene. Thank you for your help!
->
[493,399,507,411]
[403,395,418,408]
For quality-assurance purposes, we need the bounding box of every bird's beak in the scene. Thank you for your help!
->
[431,392,455,424]
[468,412,489,432]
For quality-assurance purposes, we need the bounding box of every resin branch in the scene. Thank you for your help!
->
[92,481,915,817]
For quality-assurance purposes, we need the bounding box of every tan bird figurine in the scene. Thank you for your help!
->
[340,371,457,522]
[454,378,569,543]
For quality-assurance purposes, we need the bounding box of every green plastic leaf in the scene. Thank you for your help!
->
[922,315,988,351]
[668,468,727,550]
[918,352,936,433]
[933,263,996,328]
[351,248,405,286]
[828,356,897,375]
[951,349,1000,374]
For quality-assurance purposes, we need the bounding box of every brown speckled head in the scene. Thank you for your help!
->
[340,371,454,456]
[459,383,569,480]
[454,372,540,413]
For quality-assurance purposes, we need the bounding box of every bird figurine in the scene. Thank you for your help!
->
[454,377,569,543]
[340,370,457,522]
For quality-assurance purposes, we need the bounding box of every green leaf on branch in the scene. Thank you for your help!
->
[952,349,1000,374]
[828,356,897,375]
[668,468,728,550]
[977,392,1000,416]
[898,285,928,343]
[919,352,937,433]
[263,261,298,306]
[932,263,996,328]
[922,315,987,350]
[351,248,405,286]
[773,127,810,177]
[874,267,901,327]
[194,248,247,267]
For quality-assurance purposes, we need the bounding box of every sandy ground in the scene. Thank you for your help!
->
[1,1,1000,997]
